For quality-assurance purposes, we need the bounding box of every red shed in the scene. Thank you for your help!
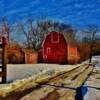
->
[67,45,80,64]
[38,31,67,64]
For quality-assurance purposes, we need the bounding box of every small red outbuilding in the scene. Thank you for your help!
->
[38,31,67,64]
[67,45,80,64]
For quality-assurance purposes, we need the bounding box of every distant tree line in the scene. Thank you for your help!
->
[76,25,100,62]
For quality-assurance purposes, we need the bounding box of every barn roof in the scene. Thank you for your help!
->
[42,31,65,46]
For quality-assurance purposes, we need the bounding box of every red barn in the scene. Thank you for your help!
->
[38,31,67,64]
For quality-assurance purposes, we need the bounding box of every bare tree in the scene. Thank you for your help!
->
[82,25,100,63]
[16,18,52,50]
[0,18,12,45]
[16,17,76,50]
[50,22,76,43]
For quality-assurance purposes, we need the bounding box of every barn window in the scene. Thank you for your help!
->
[51,33,59,43]
[46,47,51,54]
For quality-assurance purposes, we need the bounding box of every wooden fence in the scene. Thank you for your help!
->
[0,37,7,83]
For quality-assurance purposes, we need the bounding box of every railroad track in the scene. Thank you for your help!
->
[21,64,93,100]
[0,64,93,100]
[47,64,89,86]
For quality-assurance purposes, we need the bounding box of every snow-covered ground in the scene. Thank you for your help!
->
[6,63,86,83]
[92,56,100,69]
[84,56,100,100]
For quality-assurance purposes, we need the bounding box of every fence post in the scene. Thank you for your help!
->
[2,37,7,83]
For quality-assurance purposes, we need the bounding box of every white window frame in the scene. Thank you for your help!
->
[51,33,59,43]
[46,47,51,54]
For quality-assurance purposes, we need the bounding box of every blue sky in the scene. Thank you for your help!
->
[0,0,100,28]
